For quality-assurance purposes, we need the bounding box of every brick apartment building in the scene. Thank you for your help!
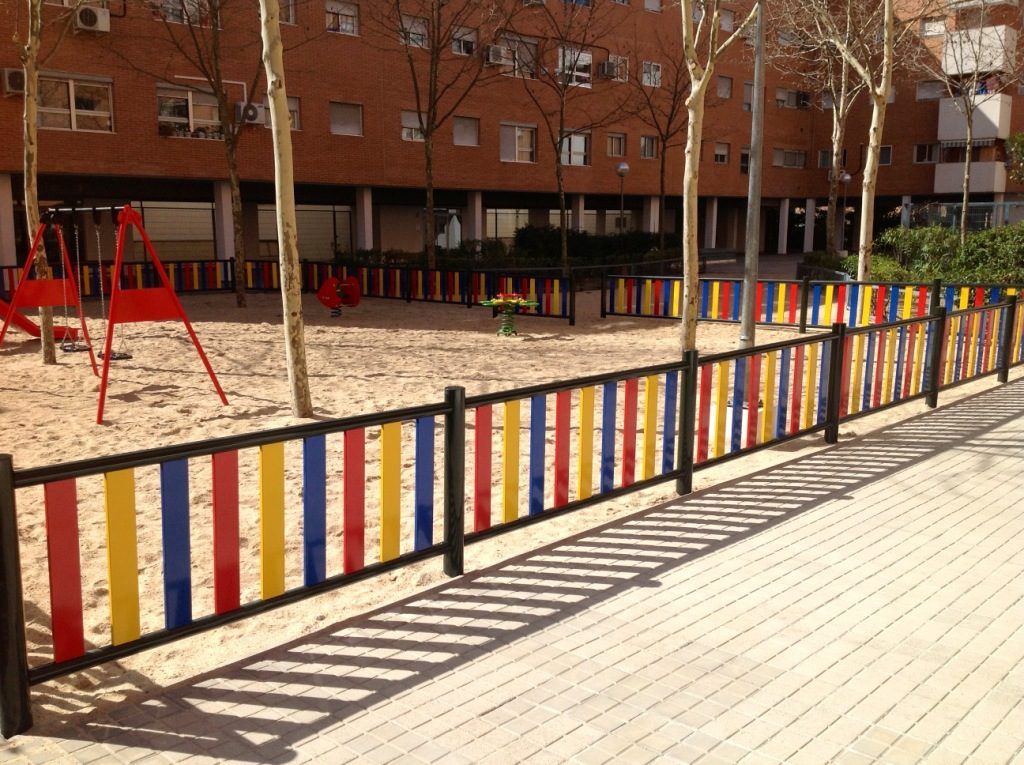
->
[0,0,1021,269]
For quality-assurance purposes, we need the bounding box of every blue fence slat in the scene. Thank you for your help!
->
[160,459,192,630]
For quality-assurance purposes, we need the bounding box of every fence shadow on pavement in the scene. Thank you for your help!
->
[21,378,1024,763]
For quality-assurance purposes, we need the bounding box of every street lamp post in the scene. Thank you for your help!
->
[616,161,630,235]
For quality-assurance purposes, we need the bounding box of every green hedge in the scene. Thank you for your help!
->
[873,224,1024,283]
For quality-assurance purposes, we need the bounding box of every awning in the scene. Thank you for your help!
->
[940,138,995,148]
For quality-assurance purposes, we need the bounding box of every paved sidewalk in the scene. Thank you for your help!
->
[4,379,1024,764]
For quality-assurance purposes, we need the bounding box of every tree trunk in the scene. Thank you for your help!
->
[680,100,705,352]
[425,133,437,268]
[22,0,55,364]
[658,149,667,253]
[825,118,847,258]
[224,129,248,308]
[959,109,973,246]
[259,0,313,417]
[857,93,888,281]
[556,160,568,275]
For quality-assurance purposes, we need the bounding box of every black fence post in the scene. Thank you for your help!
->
[568,270,577,326]
[929,278,942,314]
[0,454,32,738]
[926,306,947,409]
[998,297,1018,384]
[824,323,847,444]
[675,350,699,495]
[798,277,812,334]
[600,269,608,318]
[443,387,466,577]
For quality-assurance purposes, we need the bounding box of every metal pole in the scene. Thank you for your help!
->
[619,176,625,236]
[0,455,32,737]
[442,386,466,577]
[675,350,699,495]
[824,324,847,444]
[998,297,1017,384]
[739,0,765,349]
[925,306,947,408]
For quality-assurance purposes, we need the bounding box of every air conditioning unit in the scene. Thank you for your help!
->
[75,5,111,32]
[235,101,266,125]
[3,68,25,96]
[598,61,622,79]
[485,45,513,66]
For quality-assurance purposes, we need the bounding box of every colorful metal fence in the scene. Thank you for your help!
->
[2,296,1023,736]
[605,275,1022,331]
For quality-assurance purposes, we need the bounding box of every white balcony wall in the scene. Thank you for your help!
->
[942,26,1017,76]
[933,161,1007,194]
[937,94,1012,141]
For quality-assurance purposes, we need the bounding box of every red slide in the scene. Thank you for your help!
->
[0,297,79,341]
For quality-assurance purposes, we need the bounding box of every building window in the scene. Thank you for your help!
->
[156,0,215,25]
[914,143,939,164]
[713,142,729,164]
[720,8,734,31]
[500,123,536,162]
[280,0,295,24]
[921,16,945,36]
[500,36,538,79]
[38,77,114,132]
[561,131,591,166]
[740,147,750,175]
[156,85,216,137]
[264,96,300,130]
[941,144,982,163]
[607,54,629,82]
[400,15,428,48]
[772,148,806,168]
[452,27,476,56]
[330,102,362,135]
[607,132,626,157]
[717,75,732,99]
[743,81,753,111]
[326,1,358,35]
[559,47,593,87]
[640,135,657,159]
[916,80,945,100]
[644,0,661,10]
[819,148,847,168]
[401,110,425,141]
[642,61,662,88]
[775,88,809,109]
[453,116,479,146]
[878,145,893,165]
[822,92,834,110]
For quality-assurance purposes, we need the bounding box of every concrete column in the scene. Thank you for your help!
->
[528,208,549,228]
[570,194,585,231]
[777,198,790,255]
[463,190,483,243]
[703,196,718,249]
[0,174,15,268]
[355,187,374,251]
[595,209,607,235]
[900,195,912,229]
[641,195,660,234]
[242,201,260,261]
[213,181,235,261]
[803,197,816,253]
[993,193,1005,227]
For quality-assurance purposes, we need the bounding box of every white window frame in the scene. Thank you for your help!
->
[644,0,661,11]
[156,85,219,136]
[772,148,806,168]
[818,149,832,168]
[914,143,939,164]
[264,96,301,130]
[326,1,359,35]
[878,145,893,166]
[607,132,626,157]
[560,130,591,166]
[453,27,476,56]
[330,102,363,136]
[156,0,215,25]
[713,142,729,164]
[500,123,536,163]
[717,75,732,99]
[608,54,629,82]
[401,110,425,141]
[740,146,750,175]
[280,0,296,24]
[642,61,662,88]
[39,76,114,133]
[500,36,538,79]
[640,135,657,159]
[453,116,480,147]
[743,81,753,111]
[400,15,428,48]
[559,47,593,88]
[720,8,734,31]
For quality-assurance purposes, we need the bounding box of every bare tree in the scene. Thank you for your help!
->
[516,0,626,273]
[259,0,313,417]
[622,23,690,252]
[679,0,757,351]
[367,0,517,268]
[910,1,1023,243]
[765,2,867,257]
[16,0,86,364]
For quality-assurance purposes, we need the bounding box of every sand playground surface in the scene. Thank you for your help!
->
[0,289,1008,729]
